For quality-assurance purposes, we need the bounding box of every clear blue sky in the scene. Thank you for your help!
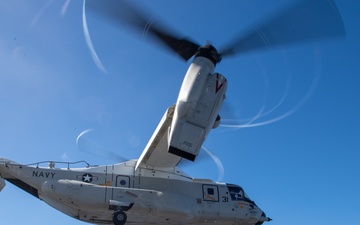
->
[0,0,359,224]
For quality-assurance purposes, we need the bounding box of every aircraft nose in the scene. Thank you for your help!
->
[257,211,272,224]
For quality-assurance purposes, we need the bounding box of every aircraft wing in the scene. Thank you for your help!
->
[135,105,182,171]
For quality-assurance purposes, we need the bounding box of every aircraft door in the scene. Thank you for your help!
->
[202,184,219,217]
[111,176,131,200]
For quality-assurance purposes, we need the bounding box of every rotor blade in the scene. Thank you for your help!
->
[220,0,346,57]
[86,0,200,61]
[76,129,128,163]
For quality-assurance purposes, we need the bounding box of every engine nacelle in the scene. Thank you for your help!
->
[169,57,227,161]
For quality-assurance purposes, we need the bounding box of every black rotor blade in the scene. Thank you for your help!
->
[220,0,346,57]
[86,0,200,61]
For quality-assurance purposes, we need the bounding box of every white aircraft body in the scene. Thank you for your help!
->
[0,52,270,224]
[0,158,268,225]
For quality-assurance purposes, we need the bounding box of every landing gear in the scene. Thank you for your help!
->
[112,211,127,225]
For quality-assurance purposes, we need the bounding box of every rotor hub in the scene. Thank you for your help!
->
[194,45,222,65]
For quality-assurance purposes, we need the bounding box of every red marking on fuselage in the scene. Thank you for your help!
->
[215,73,225,93]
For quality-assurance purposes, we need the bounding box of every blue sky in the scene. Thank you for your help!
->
[0,0,359,224]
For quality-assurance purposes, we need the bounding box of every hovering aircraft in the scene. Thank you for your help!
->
[0,0,345,224]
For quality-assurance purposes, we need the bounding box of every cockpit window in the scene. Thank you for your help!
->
[226,184,255,204]
[227,185,244,201]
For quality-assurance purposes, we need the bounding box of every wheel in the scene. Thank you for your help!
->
[112,211,127,225]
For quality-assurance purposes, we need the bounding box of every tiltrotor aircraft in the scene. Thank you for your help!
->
[0,0,345,224]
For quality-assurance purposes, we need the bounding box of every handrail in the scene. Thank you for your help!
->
[25,160,95,169]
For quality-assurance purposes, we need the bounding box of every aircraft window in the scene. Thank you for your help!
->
[207,188,215,195]
[202,184,219,201]
[227,184,246,201]
[244,191,250,200]
[226,184,257,205]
